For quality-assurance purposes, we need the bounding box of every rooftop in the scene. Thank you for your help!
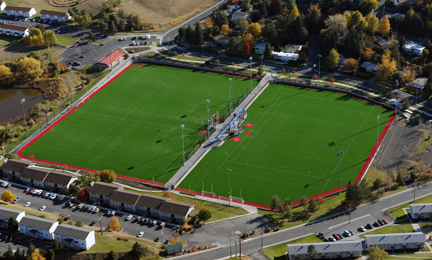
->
[410,203,432,213]
[1,159,32,172]
[54,224,94,240]
[19,215,58,230]
[0,24,29,32]
[88,182,121,197]
[20,167,50,181]
[44,171,76,185]
[94,51,124,67]
[288,241,363,255]
[109,189,141,205]
[365,233,426,245]
[0,207,25,220]
[158,200,193,216]
[282,44,302,53]
[4,6,34,12]
[39,10,68,17]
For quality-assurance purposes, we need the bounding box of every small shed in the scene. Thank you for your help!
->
[166,242,182,255]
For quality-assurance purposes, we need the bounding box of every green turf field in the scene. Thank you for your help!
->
[22,64,258,183]
[178,84,393,205]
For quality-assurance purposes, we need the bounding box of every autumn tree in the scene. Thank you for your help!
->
[247,22,262,39]
[316,197,327,208]
[235,17,249,36]
[1,190,16,204]
[100,169,116,183]
[400,66,416,87]
[241,33,256,54]
[75,220,83,227]
[221,24,229,36]
[108,216,121,230]
[198,208,212,223]
[361,0,378,13]
[75,14,92,28]
[18,57,43,80]
[325,14,348,35]
[291,6,300,20]
[77,188,89,200]
[43,30,58,47]
[367,15,379,35]
[350,11,365,29]
[169,233,180,245]
[343,58,359,73]
[367,246,388,260]
[51,239,63,252]
[0,65,13,85]
[204,17,213,30]
[362,47,375,61]
[300,195,308,212]
[271,0,284,15]
[30,248,46,260]
[376,54,397,81]
[162,191,175,200]
[378,16,390,38]
[327,48,340,69]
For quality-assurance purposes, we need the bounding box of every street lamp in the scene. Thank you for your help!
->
[416,89,418,106]
[249,57,253,93]
[227,168,232,205]
[20,98,28,138]
[206,99,210,139]
[228,78,232,115]
[68,65,74,104]
[377,115,380,148]
[318,54,322,80]
[353,69,357,78]
[180,124,185,165]
[107,36,112,69]
[337,151,344,194]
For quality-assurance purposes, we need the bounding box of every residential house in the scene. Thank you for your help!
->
[39,10,71,22]
[92,51,124,70]
[157,200,196,222]
[386,13,405,19]
[212,35,230,46]
[0,1,6,12]
[88,182,122,205]
[364,233,426,250]
[272,52,299,61]
[360,62,379,74]
[411,78,428,90]
[376,36,388,49]
[254,42,270,55]
[410,203,432,219]
[403,42,425,55]
[0,207,25,230]
[54,224,95,250]
[44,171,77,191]
[135,193,170,216]
[0,24,30,37]
[282,44,302,53]
[19,167,50,188]
[19,216,58,240]
[392,0,410,6]
[4,6,36,17]
[287,241,363,260]
[109,189,140,212]
[232,10,250,21]
[1,159,33,180]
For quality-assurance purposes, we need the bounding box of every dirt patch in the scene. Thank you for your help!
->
[125,46,151,53]
[78,0,217,26]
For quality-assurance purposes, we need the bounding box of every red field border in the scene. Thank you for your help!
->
[16,63,260,188]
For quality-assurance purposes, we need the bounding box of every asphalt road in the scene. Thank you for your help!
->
[174,184,432,259]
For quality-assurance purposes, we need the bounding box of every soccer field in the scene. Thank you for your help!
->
[20,64,258,183]
[178,84,393,206]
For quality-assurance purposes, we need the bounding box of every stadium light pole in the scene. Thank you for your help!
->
[227,168,232,205]
[206,99,210,139]
[180,124,185,166]
[20,98,28,138]
[337,151,344,194]
[377,115,379,148]
[68,65,74,103]
[249,57,253,93]
[228,78,232,115]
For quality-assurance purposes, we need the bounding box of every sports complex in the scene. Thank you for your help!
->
[18,63,394,208]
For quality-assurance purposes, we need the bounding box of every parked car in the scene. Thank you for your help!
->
[163,239,170,244]
[126,215,133,221]
[6,183,12,188]
[100,43,104,46]
[59,195,66,201]
[90,220,97,226]
[43,192,49,197]
[28,189,34,194]
[349,230,355,236]
[343,230,351,237]
[154,236,160,242]
[24,202,31,207]
[337,234,344,240]
[328,236,336,242]
[106,211,111,215]
[136,216,141,222]
[8,22,13,24]
[50,194,57,200]
[79,55,85,58]
[11,198,20,204]
[137,231,144,238]
[39,206,46,211]
[110,211,116,216]
[72,61,81,66]
[381,219,388,224]
[366,223,373,229]
[374,221,381,227]
[2,182,8,187]
[24,188,29,193]
[332,234,339,240]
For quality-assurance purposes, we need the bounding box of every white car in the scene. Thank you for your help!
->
[39,206,46,211]
[24,188,29,193]
[126,215,133,221]
[43,192,50,197]
[328,236,336,242]
[343,230,351,237]
[2,182,8,187]
[137,231,144,238]
[49,194,57,200]
[110,211,116,216]
[359,226,366,232]
[59,195,66,201]
[24,202,31,207]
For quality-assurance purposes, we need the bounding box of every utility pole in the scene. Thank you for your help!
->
[98,203,103,235]
[239,236,242,260]
[260,228,263,251]
[229,239,232,258]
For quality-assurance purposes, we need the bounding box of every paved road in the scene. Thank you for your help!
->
[174,184,432,259]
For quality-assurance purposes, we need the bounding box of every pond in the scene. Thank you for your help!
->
[0,88,45,123]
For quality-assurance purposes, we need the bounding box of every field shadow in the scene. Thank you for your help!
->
[329,121,388,147]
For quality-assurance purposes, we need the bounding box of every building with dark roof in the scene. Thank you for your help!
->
[39,10,71,22]
[0,207,25,229]
[54,224,95,250]
[88,182,122,204]
[1,159,33,180]
[136,193,170,216]
[44,171,77,191]
[20,167,50,188]
[19,216,58,240]
[109,190,141,212]
[4,6,36,17]
[0,24,30,37]
[158,200,195,222]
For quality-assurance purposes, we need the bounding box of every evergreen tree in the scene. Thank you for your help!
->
[344,29,361,58]
[131,242,146,260]
[323,29,340,55]
[88,31,96,41]
[194,21,203,45]
[307,8,320,34]
[178,27,186,40]
[242,0,252,11]
[109,20,117,32]
[293,16,308,44]
[99,21,108,32]
[45,249,55,260]
[423,78,432,100]
[7,216,18,232]
[397,172,405,186]
[51,238,63,252]
[15,247,24,260]
[26,243,36,257]
[108,250,117,260]
[5,244,14,260]
[308,198,319,213]
[214,9,228,27]
[411,13,424,37]
[185,25,194,43]
[270,195,281,211]
[118,19,126,31]
[263,20,278,44]
[117,9,126,19]
[258,64,264,75]
[307,244,318,260]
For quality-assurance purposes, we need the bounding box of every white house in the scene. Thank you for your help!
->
[43,171,77,191]
[232,10,250,21]
[39,10,71,22]
[360,62,379,74]
[0,24,30,37]
[0,207,25,230]
[403,42,426,55]
[287,241,363,260]
[1,159,33,180]
[272,51,299,61]
[88,182,122,205]
[19,216,58,240]
[410,204,432,219]
[19,167,50,187]
[157,200,196,222]
[282,44,302,53]
[254,42,270,55]
[4,6,36,17]
[54,224,95,250]
[364,233,426,250]
[0,1,6,12]
[109,189,140,212]
[411,78,428,90]
[386,13,405,19]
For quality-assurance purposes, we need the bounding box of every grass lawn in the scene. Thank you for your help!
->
[179,84,393,206]
[56,35,76,46]
[263,235,322,260]
[389,194,432,221]
[21,64,258,183]
[123,187,248,222]
[139,51,156,57]
[360,224,415,238]
[416,129,432,155]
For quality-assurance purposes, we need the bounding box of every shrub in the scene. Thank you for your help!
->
[116,236,129,241]
[266,227,272,232]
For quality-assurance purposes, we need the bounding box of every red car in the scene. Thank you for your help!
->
[374,221,381,227]
[332,234,340,240]
[72,61,81,66]
[28,189,34,194]
[8,21,13,24]
[382,219,388,224]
